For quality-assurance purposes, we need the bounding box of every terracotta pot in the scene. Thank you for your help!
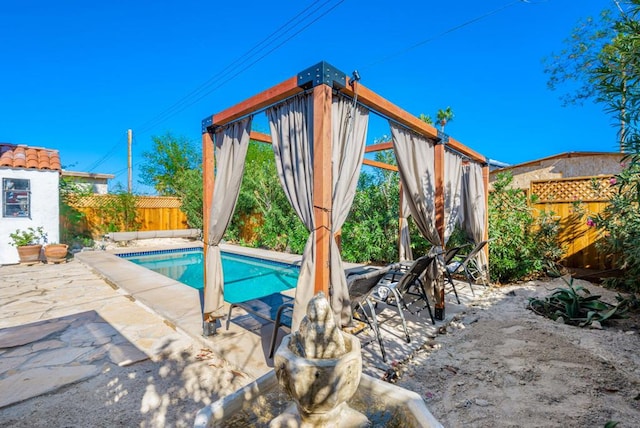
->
[17,245,42,264]
[44,244,68,263]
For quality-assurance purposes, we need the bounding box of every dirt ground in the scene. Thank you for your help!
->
[396,276,640,427]
[1,276,639,427]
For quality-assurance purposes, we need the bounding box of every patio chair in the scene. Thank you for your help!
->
[445,240,489,297]
[345,265,396,362]
[442,244,471,304]
[226,292,294,358]
[395,245,470,305]
[374,255,437,340]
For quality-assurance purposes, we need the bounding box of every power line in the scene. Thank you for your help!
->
[134,0,332,134]
[85,131,127,172]
[134,0,344,136]
[141,0,346,126]
[361,0,526,71]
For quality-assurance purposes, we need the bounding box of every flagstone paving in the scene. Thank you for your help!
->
[0,260,193,409]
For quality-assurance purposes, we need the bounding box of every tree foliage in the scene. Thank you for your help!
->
[227,141,308,253]
[548,1,640,291]
[543,8,616,106]
[139,132,201,196]
[341,151,401,264]
[139,132,203,229]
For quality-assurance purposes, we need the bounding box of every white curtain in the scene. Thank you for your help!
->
[204,117,252,316]
[390,124,440,246]
[460,161,488,271]
[444,150,463,244]
[330,93,369,326]
[267,93,315,331]
[398,186,413,262]
[390,123,444,299]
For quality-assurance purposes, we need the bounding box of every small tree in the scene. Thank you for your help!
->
[139,132,201,196]
[98,186,141,233]
[139,132,203,229]
[228,141,308,252]
[59,176,94,247]
[436,107,454,132]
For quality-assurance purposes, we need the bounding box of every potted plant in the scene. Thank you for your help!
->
[44,242,68,263]
[9,227,47,264]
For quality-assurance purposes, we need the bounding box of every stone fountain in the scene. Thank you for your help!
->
[271,292,367,427]
[194,293,442,428]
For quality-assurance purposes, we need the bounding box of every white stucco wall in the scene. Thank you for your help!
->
[0,168,60,265]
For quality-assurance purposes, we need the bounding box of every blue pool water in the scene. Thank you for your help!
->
[120,248,298,303]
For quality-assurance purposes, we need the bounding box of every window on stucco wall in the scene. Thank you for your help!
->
[3,178,31,218]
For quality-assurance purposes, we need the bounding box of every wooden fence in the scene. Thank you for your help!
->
[65,195,189,238]
[530,176,615,270]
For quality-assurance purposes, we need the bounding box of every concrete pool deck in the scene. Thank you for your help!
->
[0,240,481,409]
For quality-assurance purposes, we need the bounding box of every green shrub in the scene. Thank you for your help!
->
[595,161,640,292]
[489,172,562,283]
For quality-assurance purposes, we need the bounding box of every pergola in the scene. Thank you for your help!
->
[201,61,489,335]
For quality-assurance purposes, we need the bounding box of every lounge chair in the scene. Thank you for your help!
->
[374,254,438,342]
[226,292,294,358]
[345,265,395,362]
[445,240,489,297]
[441,245,469,304]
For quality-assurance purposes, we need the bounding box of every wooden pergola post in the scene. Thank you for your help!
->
[434,141,446,320]
[312,83,333,296]
[201,128,216,331]
[482,163,490,272]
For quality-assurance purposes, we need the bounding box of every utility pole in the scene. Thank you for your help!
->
[127,129,132,193]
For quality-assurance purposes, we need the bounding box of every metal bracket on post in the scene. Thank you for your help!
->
[297,61,347,90]
[437,130,449,144]
[203,320,219,336]
[201,117,213,134]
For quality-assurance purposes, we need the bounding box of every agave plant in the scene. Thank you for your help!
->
[527,276,628,327]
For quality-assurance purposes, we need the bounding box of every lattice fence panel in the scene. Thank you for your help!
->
[531,176,615,203]
[69,195,182,208]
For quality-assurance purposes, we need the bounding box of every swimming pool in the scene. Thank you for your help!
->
[120,248,298,303]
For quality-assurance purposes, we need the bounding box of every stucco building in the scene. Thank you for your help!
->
[489,152,624,190]
[1,143,62,265]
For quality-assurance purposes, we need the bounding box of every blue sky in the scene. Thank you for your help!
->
[1,0,618,193]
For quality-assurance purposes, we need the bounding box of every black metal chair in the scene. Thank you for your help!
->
[374,254,438,346]
[226,292,293,358]
[345,265,395,362]
[445,240,489,297]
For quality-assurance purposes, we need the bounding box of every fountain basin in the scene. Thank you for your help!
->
[193,369,443,428]
[275,333,362,419]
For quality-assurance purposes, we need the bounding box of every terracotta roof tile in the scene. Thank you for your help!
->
[0,143,61,172]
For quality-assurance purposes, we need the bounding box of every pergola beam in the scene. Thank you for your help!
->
[363,158,398,172]
[365,141,393,153]
[339,81,439,141]
[203,76,302,130]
